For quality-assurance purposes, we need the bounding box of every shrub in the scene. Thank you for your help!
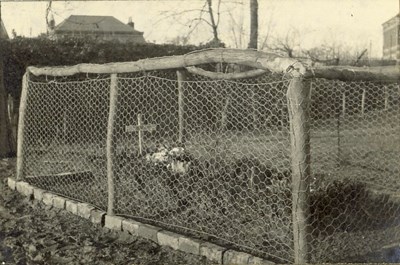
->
[309,178,400,235]
[0,36,200,101]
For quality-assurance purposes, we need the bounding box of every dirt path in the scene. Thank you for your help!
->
[0,158,215,265]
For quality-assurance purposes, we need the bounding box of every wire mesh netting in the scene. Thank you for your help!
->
[22,77,110,209]
[19,63,400,263]
[307,79,400,262]
[113,71,293,262]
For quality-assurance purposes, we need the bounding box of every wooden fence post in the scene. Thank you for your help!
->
[137,114,143,155]
[384,86,389,111]
[16,73,29,181]
[107,74,118,216]
[361,88,366,117]
[63,108,68,144]
[342,92,346,117]
[287,76,311,264]
[397,83,400,111]
[177,70,187,143]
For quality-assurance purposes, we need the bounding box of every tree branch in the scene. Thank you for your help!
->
[207,0,219,42]
[216,0,222,27]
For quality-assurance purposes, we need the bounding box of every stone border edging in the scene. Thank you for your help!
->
[7,178,274,265]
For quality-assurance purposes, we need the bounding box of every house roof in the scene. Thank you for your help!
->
[382,13,400,26]
[55,15,143,35]
[0,19,9,39]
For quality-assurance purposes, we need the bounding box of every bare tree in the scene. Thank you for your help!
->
[303,44,340,65]
[168,35,190,45]
[45,1,53,34]
[353,48,368,66]
[259,15,274,50]
[227,7,245,48]
[269,28,301,58]
[303,43,368,66]
[207,0,220,43]
[157,0,223,46]
[247,0,258,49]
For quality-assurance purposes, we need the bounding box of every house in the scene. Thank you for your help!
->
[49,15,146,43]
[382,14,400,61]
[0,19,9,39]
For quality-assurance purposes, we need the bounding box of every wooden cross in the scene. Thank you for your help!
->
[125,114,157,155]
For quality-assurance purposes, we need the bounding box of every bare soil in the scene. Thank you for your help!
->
[0,158,216,265]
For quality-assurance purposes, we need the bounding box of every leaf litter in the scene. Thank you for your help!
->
[0,158,216,265]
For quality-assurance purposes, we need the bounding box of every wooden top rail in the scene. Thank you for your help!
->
[185,66,267,80]
[26,48,400,82]
[305,65,400,83]
[27,48,306,78]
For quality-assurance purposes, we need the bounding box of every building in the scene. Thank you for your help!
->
[382,14,400,61]
[0,19,9,39]
[49,15,146,44]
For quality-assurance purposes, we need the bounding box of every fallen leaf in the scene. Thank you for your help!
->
[33,253,44,262]
[83,245,95,253]
[28,244,37,255]
[41,243,59,254]
[50,254,74,264]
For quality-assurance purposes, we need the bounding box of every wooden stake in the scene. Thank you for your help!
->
[384,86,389,111]
[398,84,400,101]
[342,92,346,117]
[16,73,29,181]
[137,114,143,155]
[337,102,342,166]
[63,108,67,143]
[336,81,342,165]
[107,74,118,216]
[177,70,187,143]
[287,76,311,264]
[251,87,258,131]
[361,88,366,117]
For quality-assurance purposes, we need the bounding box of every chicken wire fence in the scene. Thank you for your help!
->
[22,76,110,209]
[308,79,400,262]
[18,60,400,263]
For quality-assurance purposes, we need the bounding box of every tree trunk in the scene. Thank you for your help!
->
[0,2,12,157]
[7,94,17,153]
[248,0,259,129]
[206,0,219,44]
[248,0,258,49]
[0,52,12,157]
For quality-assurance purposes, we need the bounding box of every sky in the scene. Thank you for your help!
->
[1,0,398,58]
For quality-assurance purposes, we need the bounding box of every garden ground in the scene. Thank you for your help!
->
[0,158,216,265]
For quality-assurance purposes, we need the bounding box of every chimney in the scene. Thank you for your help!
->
[127,16,134,29]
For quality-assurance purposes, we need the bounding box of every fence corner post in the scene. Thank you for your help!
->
[287,75,311,264]
[16,72,29,181]
[107,73,118,216]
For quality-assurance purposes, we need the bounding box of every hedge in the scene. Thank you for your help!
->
[1,36,203,101]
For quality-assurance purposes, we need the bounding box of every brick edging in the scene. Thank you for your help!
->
[7,177,274,265]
